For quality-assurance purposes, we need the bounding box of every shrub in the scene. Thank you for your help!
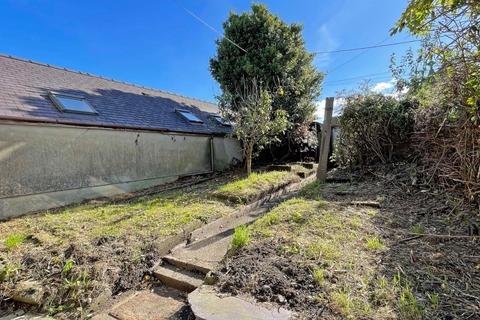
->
[413,77,480,203]
[334,93,415,166]
[391,0,480,204]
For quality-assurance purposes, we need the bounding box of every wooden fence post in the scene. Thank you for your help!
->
[317,97,334,182]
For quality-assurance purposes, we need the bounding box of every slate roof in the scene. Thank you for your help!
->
[0,54,230,135]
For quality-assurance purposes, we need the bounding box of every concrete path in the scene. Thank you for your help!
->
[93,170,316,319]
[92,287,189,320]
[188,286,292,320]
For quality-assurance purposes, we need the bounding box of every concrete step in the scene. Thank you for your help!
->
[153,263,205,293]
[93,288,190,320]
[189,286,293,320]
[163,255,211,275]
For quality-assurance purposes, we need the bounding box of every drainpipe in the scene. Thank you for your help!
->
[210,136,215,172]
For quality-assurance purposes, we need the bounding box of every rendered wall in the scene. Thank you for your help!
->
[0,122,241,219]
[213,136,243,171]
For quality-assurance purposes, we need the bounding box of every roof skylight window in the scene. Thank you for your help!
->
[177,110,203,123]
[49,92,97,114]
[212,115,231,126]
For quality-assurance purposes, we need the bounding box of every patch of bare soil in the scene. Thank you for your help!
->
[217,238,329,319]
[0,236,157,318]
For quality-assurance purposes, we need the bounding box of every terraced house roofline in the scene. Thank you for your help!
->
[0,54,230,135]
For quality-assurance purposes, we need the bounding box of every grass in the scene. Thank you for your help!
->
[0,176,244,317]
[1,190,233,250]
[366,237,386,251]
[410,223,425,234]
[313,268,326,286]
[1,170,304,317]
[214,171,300,204]
[231,225,251,251]
[4,233,27,250]
[231,181,430,319]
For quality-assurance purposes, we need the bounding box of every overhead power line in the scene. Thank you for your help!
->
[323,76,393,87]
[314,39,421,54]
[326,36,391,74]
[323,71,391,84]
[177,3,248,53]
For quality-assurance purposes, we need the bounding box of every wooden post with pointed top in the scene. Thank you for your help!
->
[317,97,334,182]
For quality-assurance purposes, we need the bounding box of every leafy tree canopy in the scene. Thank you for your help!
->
[219,80,288,175]
[390,0,480,202]
[210,4,323,139]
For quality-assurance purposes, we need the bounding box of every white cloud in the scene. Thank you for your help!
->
[315,97,344,122]
[314,24,339,68]
[386,86,409,99]
[372,79,395,93]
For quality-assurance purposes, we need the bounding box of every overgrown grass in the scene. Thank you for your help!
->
[0,178,239,317]
[235,181,426,319]
[213,171,300,204]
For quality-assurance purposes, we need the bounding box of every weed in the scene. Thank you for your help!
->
[291,211,305,223]
[349,216,362,229]
[367,209,377,217]
[0,177,237,318]
[4,233,27,250]
[365,237,385,251]
[371,276,394,305]
[300,180,324,200]
[308,240,340,263]
[0,264,18,282]
[393,272,402,289]
[331,290,354,317]
[261,212,280,226]
[399,285,425,319]
[313,268,326,286]
[231,225,251,251]
[63,259,75,273]
[63,270,90,302]
[282,243,300,254]
[410,223,424,234]
[427,292,440,309]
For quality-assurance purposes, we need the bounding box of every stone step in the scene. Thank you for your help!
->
[163,255,211,275]
[153,263,205,293]
[92,288,190,320]
[188,286,293,320]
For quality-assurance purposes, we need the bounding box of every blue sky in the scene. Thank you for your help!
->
[0,0,418,118]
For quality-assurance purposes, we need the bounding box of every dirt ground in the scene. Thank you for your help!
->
[218,238,327,318]
[216,163,480,319]
[0,167,305,319]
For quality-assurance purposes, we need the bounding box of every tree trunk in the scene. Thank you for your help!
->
[245,143,253,176]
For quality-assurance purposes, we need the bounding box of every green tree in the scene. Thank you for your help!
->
[391,0,479,111]
[219,80,288,175]
[391,0,480,202]
[210,4,323,155]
